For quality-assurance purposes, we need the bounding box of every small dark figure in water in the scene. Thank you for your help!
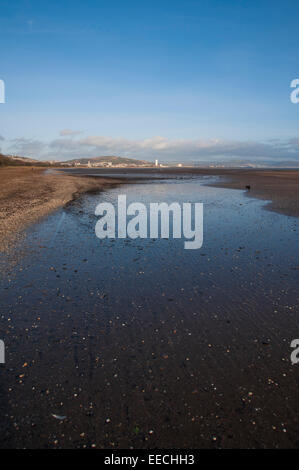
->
[246,185,251,191]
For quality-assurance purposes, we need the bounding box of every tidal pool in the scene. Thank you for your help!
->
[0,175,298,449]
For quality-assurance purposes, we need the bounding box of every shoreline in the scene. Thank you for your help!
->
[1,166,299,253]
[0,167,125,252]
[1,166,299,449]
[62,167,299,217]
[205,169,299,217]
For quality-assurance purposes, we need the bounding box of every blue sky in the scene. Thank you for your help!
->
[1,0,299,162]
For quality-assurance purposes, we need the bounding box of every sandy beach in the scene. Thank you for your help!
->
[207,169,299,217]
[2,167,299,221]
[0,167,299,449]
[1,167,299,252]
[0,167,123,252]
[62,167,299,217]
[3,0,299,452]
[0,170,298,449]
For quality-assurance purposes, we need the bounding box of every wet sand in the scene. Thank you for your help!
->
[0,168,123,252]
[2,167,299,253]
[0,168,299,449]
[66,167,299,217]
[207,169,299,217]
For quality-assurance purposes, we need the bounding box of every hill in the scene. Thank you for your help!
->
[63,155,150,166]
[0,154,51,167]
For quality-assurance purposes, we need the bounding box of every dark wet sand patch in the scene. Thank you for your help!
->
[64,168,299,218]
[0,170,298,449]
[0,167,125,253]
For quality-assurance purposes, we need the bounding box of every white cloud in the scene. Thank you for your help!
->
[6,134,299,163]
[9,138,45,157]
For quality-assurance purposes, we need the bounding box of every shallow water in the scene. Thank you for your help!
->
[0,175,298,448]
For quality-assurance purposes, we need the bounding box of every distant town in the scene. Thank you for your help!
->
[0,153,191,169]
[1,153,299,169]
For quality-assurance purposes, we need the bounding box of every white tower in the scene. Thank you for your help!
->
[155,159,159,167]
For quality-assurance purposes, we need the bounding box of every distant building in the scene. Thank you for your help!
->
[88,161,92,168]
[155,159,159,167]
